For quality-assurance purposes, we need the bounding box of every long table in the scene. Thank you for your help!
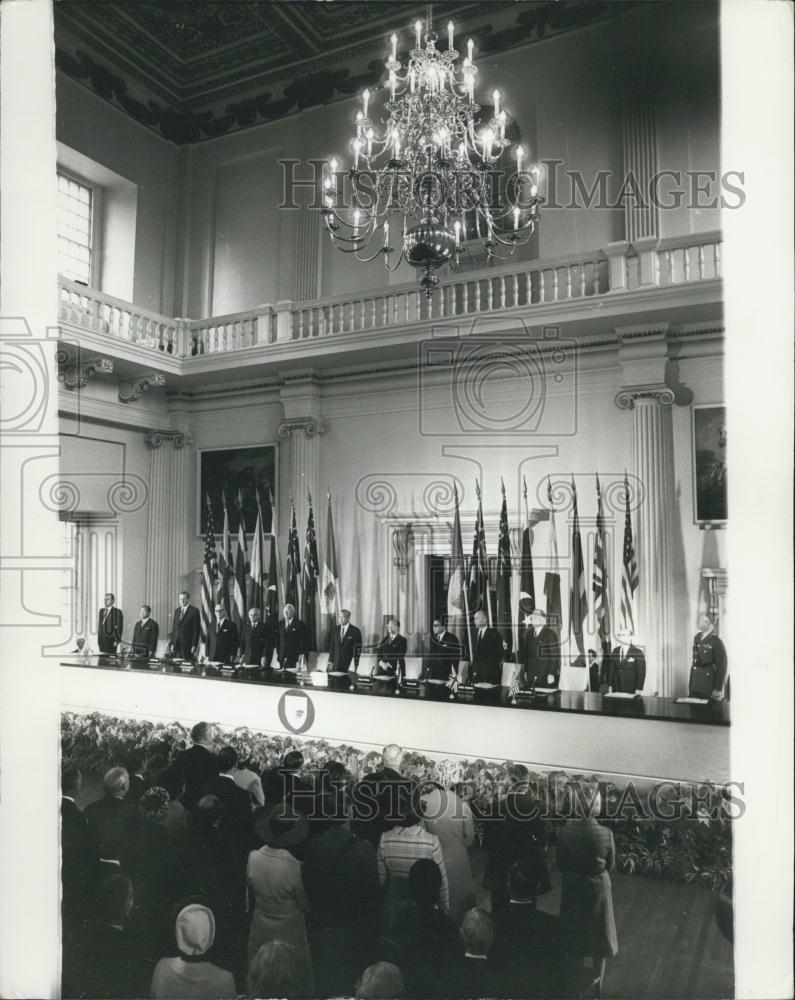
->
[61,659,730,785]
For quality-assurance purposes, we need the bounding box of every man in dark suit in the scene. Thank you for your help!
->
[606,627,647,694]
[376,618,408,684]
[209,602,239,664]
[588,648,610,693]
[350,743,412,847]
[172,721,218,809]
[131,604,158,658]
[169,590,201,660]
[451,907,502,998]
[278,603,308,670]
[202,745,253,844]
[82,767,135,862]
[426,619,461,681]
[328,608,362,673]
[520,607,560,688]
[469,610,504,685]
[97,593,124,654]
[242,606,271,667]
[61,766,99,922]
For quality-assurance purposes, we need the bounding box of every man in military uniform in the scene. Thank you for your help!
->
[689,612,727,699]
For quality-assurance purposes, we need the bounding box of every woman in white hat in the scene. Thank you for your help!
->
[151,902,236,999]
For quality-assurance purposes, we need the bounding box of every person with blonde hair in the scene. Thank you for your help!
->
[82,766,133,863]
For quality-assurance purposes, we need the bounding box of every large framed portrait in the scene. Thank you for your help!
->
[692,405,727,525]
[198,444,277,535]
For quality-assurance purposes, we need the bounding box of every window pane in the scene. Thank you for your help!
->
[56,171,94,284]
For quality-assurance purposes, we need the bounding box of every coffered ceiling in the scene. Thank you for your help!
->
[54,0,635,144]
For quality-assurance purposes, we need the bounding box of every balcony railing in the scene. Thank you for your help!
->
[58,232,722,360]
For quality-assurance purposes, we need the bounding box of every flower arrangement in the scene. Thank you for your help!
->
[61,711,732,890]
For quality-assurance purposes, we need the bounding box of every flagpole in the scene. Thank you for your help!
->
[269,487,286,607]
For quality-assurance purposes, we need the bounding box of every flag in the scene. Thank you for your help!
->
[448,483,473,657]
[519,477,536,612]
[496,479,513,656]
[468,480,490,623]
[320,491,340,615]
[302,493,319,652]
[269,488,285,607]
[509,671,520,699]
[219,491,233,617]
[620,473,639,633]
[248,491,265,614]
[569,476,587,656]
[232,490,248,631]
[266,532,279,656]
[200,493,219,644]
[543,477,562,637]
[285,500,301,610]
[593,474,612,655]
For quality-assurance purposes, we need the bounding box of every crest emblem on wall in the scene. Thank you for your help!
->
[278,690,315,735]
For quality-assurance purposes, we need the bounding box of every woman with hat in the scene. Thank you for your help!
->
[151,902,236,999]
[246,804,313,990]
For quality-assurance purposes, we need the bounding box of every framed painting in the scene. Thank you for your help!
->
[692,405,727,525]
[197,444,277,535]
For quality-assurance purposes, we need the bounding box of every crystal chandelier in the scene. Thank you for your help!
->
[320,13,541,298]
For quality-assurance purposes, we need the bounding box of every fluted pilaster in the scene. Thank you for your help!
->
[277,418,325,532]
[144,430,192,627]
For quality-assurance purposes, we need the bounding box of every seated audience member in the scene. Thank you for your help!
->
[234,755,265,808]
[82,766,135,863]
[173,721,218,810]
[378,786,450,934]
[202,745,254,844]
[247,805,312,983]
[151,902,236,1000]
[157,767,192,836]
[262,749,313,813]
[351,744,412,847]
[76,874,147,1000]
[125,753,146,805]
[388,859,462,999]
[356,961,405,1000]
[121,786,175,959]
[248,940,309,1000]
[303,791,382,996]
[452,907,499,999]
[482,767,550,913]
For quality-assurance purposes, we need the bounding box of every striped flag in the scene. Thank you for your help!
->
[447,483,473,659]
[543,477,562,637]
[302,493,319,652]
[509,671,520,699]
[569,476,587,655]
[200,493,219,644]
[593,474,612,654]
[285,499,301,611]
[232,490,248,631]
[468,480,490,623]
[219,491,233,617]
[496,479,513,655]
[248,492,265,614]
[266,532,279,655]
[269,488,285,607]
[320,491,340,617]
[519,477,536,612]
[620,473,639,633]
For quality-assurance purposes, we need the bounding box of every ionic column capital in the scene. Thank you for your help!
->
[277,417,326,438]
[145,429,190,449]
[615,384,675,410]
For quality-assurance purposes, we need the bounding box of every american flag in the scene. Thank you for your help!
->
[592,475,612,654]
[620,473,639,633]
[218,491,233,617]
[231,490,248,632]
[468,480,491,623]
[495,479,513,656]
[200,493,219,644]
[569,476,587,655]
[509,670,520,699]
[302,494,319,651]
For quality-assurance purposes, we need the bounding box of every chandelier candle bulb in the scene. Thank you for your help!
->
[448,21,454,50]
[493,89,500,117]
[363,89,370,117]
[516,144,524,171]
[366,129,373,157]
[353,209,360,235]
[390,32,398,59]
[389,72,396,100]
[467,38,474,61]
[513,206,520,230]
[415,20,422,48]
[353,139,361,169]
[499,111,506,139]
[410,69,416,93]
[454,220,461,246]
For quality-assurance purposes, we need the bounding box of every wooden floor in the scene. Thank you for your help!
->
[471,846,734,999]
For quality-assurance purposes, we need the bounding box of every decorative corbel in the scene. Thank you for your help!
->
[118,373,166,403]
[57,356,114,390]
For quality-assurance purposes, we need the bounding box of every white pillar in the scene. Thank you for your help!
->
[144,430,192,627]
[0,1,61,997]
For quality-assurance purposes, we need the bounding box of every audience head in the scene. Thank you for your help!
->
[62,765,82,799]
[217,746,237,773]
[191,721,212,746]
[356,962,404,999]
[282,750,304,773]
[125,752,144,777]
[139,786,170,823]
[461,907,495,957]
[248,940,305,1000]
[587,647,597,660]
[530,608,546,628]
[100,873,134,925]
[158,766,185,803]
[382,743,404,771]
[321,759,349,789]
[174,903,215,959]
[254,803,309,851]
[194,794,223,831]
[409,858,442,908]
[74,637,86,651]
[102,766,129,798]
